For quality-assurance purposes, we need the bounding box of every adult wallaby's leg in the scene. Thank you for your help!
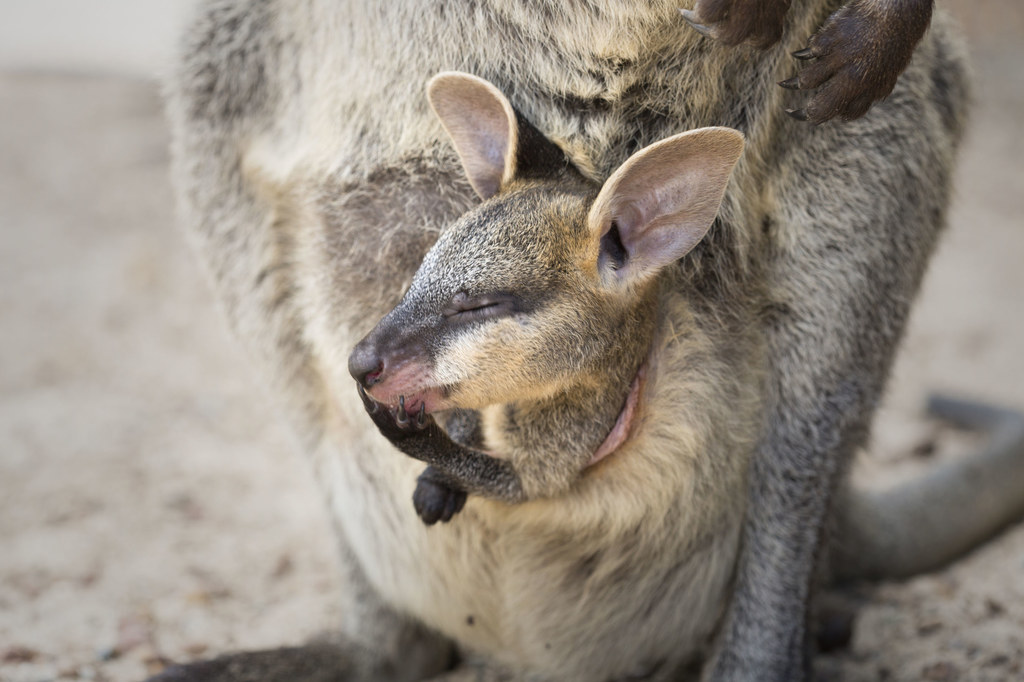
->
[704,19,969,681]
[146,644,359,682]
[148,632,450,682]
[164,1,461,679]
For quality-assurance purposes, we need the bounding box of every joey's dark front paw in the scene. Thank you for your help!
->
[358,385,435,443]
[413,466,468,525]
[680,0,791,49]
[780,0,933,123]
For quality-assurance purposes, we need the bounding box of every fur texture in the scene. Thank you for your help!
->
[348,86,748,524]
[161,1,977,680]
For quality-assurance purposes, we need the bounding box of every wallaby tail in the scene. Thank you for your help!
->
[831,395,1024,583]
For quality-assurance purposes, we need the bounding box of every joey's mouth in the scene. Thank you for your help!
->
[364,383,450,415]
[587,363,646,468]
[361,358,452,414]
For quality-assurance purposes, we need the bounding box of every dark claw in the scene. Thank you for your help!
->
[417,403,427,429]
[396,395,409,427]
[778,76,800,90]
[786,108,808,121]
[358,384,379,414]
[792,47,815,60]
[441,495,457,523]
[443,488,467,522]
[678,9,714,39]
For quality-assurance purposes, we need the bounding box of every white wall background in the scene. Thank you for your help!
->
[0,1,201,78]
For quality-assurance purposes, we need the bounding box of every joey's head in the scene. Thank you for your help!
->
[349,73,744,415]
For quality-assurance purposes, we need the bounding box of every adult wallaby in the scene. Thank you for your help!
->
[160,0,1020,680]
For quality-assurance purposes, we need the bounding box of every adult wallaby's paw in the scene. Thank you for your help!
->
[780,0,932,123]
[680,0,790,49]
[358,384,435,443]
[413,466,468,525]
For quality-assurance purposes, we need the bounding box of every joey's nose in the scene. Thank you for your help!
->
[348,342,384,387]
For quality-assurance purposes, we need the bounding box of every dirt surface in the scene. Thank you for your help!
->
[1,6,1022,682]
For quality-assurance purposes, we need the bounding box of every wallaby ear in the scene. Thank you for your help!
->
[427,72,519,200]
[588,127,745,283]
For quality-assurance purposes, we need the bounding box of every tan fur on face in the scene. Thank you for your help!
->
[425,188,620,406]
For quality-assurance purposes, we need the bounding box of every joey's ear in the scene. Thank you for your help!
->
[427,72,519,200]
[588,127,745,283]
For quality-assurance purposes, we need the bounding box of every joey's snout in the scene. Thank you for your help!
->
[348,339,384,388]
[347,328,449,413]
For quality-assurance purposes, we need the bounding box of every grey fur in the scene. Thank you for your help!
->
[159,1,1021,681]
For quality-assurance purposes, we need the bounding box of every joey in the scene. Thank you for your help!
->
[348,73,745,524]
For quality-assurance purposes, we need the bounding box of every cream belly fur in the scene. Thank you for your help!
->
[316,284,760,681]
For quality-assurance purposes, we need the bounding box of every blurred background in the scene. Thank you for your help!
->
[0,1,1021,681]
[0,2,196,78]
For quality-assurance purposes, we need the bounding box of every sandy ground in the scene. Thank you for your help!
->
[1,6,1022,682]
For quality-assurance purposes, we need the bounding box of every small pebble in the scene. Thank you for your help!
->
[922,661,958,681]
[912,439,937,458]
[2,645,40,663]
[984,654,1009,668]
[985,597,1005,617]
[95,646,118,662]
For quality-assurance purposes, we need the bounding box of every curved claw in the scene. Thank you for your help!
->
[778,76,800,90]
[358,384,379,414]
[679,9,715,39]
[792,47,816,60]
[440,488,467,523]
[786,108,808,121]
[417,403,428,429]
[396,395,409,427]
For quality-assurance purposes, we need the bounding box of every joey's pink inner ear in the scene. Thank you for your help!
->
[427,72,519,200]
[588,127,745,282]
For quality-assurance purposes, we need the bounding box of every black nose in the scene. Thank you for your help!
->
[348,341,384,387]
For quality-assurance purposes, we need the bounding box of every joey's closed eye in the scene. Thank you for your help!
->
[443,291,520,322]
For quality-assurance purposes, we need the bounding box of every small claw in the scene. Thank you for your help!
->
[441,493,458,523]
[786,108,808,121]
[778,76,800,90]
[417,403,427,429]
[678,9,714,39]
[452,490,467,516]
[396,395,409,427]
[792,47,815,60]
[358,384,379,414]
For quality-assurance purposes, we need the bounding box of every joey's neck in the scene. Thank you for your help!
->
[485,371,642,464]
[486,300,657,460]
